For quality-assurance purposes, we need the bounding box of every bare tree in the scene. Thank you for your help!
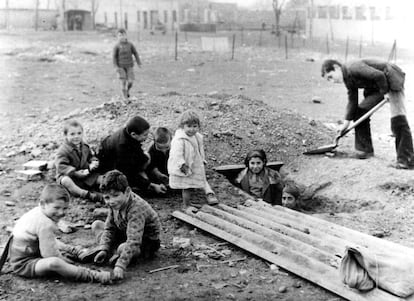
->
[59,0,66,31]
[91,0,100,30]
[272,0,286,36]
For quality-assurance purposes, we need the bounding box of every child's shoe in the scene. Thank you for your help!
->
[78,245,105,262]
[206,193,219,206]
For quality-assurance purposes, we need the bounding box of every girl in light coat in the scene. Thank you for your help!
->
[168,110,218,209]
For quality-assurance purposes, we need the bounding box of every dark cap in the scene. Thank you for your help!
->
[126,116,150,135]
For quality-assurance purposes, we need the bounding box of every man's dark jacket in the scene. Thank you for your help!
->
[341,59,405,120]
[97,128,150,189]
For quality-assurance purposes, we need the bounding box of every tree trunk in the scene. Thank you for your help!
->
[60,0,66,31]
[309,0,313,41]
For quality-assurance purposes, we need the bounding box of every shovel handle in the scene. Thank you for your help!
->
[339,97,389,139]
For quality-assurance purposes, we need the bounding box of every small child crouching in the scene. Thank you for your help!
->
[55,120,103,203]
[235,149,284,205]
[146,127,172,187]
[167,110,219,209]
[91,170,161,280]
[5,184,111,283]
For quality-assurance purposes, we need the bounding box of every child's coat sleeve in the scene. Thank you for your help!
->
[99,210,118,252]
[113,44,120,68]
[114,209,146,270]
[167,138,188,176]
[55,147,76,177]
[131,43,141,65]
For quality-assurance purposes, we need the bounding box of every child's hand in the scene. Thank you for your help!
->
[77,169,90,178]
[113,267,124,280]
[94,250,108,264]
[158,174,169,184]
[180,164,190,175]
[89,159,99,171]
[151,183,167,194]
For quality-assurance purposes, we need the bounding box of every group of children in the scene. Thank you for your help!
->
[0,28,308,285]
[0,109,225,284]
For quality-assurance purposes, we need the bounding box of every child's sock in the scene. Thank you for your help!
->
[75,266,112,284]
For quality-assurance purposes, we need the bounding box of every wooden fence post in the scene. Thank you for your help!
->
[175,31,178,61]
[344,36,349,62]
[231,33,236,60]
[326,34,330,55]
[285,34,288,59]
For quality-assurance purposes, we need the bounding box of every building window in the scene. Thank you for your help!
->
[143,11,148,29]
[355,6,367,20]
[329,6,339,19]
[385,6,392,20]
[317,6,328,19]
[342,6,352,19]
[137,11,140,23]
[104,12,107,25]
[172,10,177,22]
[369,7,380,20]
[164,10,168,24]
[124,12,128,29]
[114,12,118,28]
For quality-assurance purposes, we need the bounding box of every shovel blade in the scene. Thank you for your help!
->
[303,143,338,155]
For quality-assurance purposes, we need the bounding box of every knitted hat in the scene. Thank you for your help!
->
[126,116,150,135]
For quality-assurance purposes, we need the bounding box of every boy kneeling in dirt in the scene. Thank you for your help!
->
[91,170,161,280]
[2,184,111,284]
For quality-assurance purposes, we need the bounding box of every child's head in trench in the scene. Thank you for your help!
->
[282,182,300,209]
[244,149,267,174]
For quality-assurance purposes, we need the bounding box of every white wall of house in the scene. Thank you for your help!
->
[307,0,414,47]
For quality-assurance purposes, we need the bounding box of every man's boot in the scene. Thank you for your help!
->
[75,267,112,284]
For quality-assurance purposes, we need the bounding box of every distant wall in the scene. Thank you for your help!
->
[0,8,57,29]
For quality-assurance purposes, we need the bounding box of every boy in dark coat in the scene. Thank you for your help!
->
[321,59,414,169]
[55,120,102,202]
[97,116,167,194]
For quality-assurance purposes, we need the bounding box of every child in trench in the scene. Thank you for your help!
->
[234,149,284,205]
[1,184,111,284]
[282,180,331,211]
[167,110,219,209]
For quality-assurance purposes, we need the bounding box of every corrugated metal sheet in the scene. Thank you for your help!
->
[173,200,414,301]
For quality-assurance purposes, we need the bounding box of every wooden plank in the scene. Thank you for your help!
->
[201,205,336,265]
[248,200,414,255]
[172,210,403,301]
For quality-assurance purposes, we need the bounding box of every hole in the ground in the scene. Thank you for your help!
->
[214,162,380,214]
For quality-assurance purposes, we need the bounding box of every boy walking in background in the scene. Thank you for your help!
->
[3,184,111,284]
[113,28,142,100]
[91,170,161,281]
[55,120,103,203]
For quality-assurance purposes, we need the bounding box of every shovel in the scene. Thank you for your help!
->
[303,98,389,155]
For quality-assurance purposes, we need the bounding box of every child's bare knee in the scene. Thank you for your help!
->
[45,257,65,271]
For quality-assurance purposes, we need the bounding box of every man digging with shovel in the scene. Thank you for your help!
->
[321,59,414,169]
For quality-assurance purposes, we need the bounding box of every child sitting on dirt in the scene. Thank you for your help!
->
[282,180,331,211]
[97,116,167,195]
[113,28,142,100]
[234,149,284,205]
[91,170,161,281]
[146,127,172,187]
[167,110,219,209]
[2,184,111,284]
[55,120,103,203]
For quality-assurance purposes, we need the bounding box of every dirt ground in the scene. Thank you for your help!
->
[1,29,414,301]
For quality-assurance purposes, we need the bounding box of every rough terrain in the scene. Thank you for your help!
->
[1,30,414,301]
